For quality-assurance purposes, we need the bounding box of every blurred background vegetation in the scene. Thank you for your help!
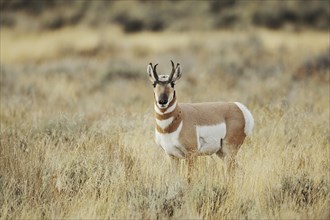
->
[1,0,329,32]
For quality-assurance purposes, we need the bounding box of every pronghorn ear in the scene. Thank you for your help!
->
[172,65,182,82]
[147,64,158,83]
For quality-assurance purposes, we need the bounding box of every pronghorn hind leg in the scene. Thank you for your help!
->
[216,149,225,159]
[224,153,237,174]
[222,143,246,182]
[219,141,240,174]
[215,149,228,179]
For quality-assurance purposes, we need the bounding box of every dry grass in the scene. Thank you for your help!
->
[0,26,329,219]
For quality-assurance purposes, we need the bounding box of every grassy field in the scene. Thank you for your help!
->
[0,25,329,219]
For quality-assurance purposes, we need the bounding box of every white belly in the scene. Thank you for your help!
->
[196,123,226,155]
[155,121,186,158]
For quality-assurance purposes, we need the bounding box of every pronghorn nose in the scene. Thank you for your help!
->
[158,99,168,105]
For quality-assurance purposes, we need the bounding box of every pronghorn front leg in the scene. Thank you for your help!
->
[168,155,180,171]
[185,157,195,184]
[169,155,193,183]
[169,155,194,184]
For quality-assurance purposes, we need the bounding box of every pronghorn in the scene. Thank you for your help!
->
[147,60,254,173]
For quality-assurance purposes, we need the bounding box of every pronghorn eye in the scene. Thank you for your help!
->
[171,82,175,88]
[152,82,157,88]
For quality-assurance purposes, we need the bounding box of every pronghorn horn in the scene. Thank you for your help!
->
[168,60,175,83]
[153,64,159,81]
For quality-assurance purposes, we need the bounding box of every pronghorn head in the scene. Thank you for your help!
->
[147,60,182,109]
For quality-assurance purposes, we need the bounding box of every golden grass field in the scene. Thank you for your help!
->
[0,25,329,219]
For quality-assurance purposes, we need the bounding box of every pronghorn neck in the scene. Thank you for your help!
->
[154,93,182,134]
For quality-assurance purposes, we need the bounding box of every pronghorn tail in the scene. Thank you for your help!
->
[234,102,254,136]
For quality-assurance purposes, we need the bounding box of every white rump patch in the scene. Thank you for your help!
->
[234,102,254,136]
[155,121,185,158]
[156,117,174,129]
[196,123,226,155]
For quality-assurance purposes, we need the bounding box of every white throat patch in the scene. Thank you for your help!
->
[154,97,176,115]
[156,117,174,129]
[164,101,176,114]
